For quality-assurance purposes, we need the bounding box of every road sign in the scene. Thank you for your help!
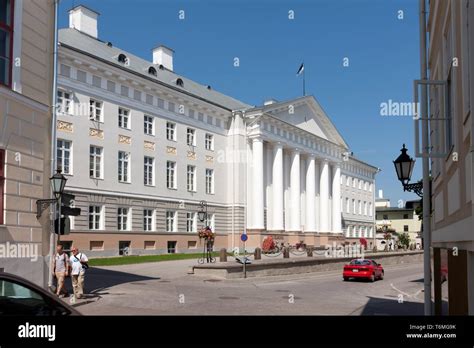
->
[240,233,248,242]
[62,206,81,216]
[54,216,70,235]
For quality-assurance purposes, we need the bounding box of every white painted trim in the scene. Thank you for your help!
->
[11,0,22,93]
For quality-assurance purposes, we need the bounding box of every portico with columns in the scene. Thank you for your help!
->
[243,96,349,246]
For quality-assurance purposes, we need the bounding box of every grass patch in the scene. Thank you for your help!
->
[88,252,222,266]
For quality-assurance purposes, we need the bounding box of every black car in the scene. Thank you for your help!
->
[0,272,80,316]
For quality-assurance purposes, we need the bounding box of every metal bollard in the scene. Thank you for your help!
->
[254,247,261,260]
[219,248,227,262]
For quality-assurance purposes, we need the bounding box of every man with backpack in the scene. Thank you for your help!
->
[69,246,89,299]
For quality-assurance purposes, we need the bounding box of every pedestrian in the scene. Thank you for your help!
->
[69,246,89,299]
[52,244,69,297]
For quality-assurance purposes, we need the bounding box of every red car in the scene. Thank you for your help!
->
[343,259,384,282]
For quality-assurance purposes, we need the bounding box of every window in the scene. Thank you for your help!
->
[144,115,154,135]
[118,151,130,183]
[57,139,72,175]
[0,0,14,87]
[369,183,373,192]
[89,99,103,122]
[117,207,129,231]
[167,161,176,189]
[364,181,368,191]
[205,213,215,231]
[364,201,367,216]
[187,165,196,192]
[118,53,128,64]
[118,107,130,129]
[148,66,157,76]
[205,169,214,194]
[383,214,388,220]
[369,203,373,217]
[369,227,373,238]
[90,241,104,251]
[346,198,350,213]
[346,176,350,186]
[404,225,409,232]
[166,211,177,232]
[403,213,409,219]
[352,199,356,214]
[167,241,177,254]
[57,90,72,114]
[205,133,214,150]
[89,146,102,179]
[176,78,184,87]
[358,200,362,215]
[187,128,196,146]
[358,180,362,190]
[186,212,197,232]
[144,156,154,186]
[0,149,4,224]
[353,178,357,188]
[143,209,154,231]
[166,122,176,141]
[88,205,102,230]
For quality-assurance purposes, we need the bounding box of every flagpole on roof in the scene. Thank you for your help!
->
[303,61,306,96]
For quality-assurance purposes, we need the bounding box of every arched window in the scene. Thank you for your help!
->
[176,78,184,87]
[158,64,164,70]
[118,54,127,64]
[148,67,157,76]
[106,42,113,47]
[207,85,212,90]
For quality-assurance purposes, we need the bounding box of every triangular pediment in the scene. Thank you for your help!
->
[259,96,349,149]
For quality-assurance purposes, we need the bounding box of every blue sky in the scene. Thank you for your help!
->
[59,0,422,205]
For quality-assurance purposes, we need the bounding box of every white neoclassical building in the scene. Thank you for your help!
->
[55,6,378,255]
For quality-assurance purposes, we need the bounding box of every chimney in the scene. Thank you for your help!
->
[264,99,278,106]
[152,45,174,71]
[378,189,383,199]
[69,5,99,39]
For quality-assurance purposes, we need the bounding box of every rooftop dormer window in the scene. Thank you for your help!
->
[158,64,164,70]
[176,78,184,87]
[106,42,113,47]
[148,67,157,76]
[207,85,212,90]
[118,53,128,64]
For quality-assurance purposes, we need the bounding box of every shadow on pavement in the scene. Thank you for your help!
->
[63,267,160,295]
[360,296,448,315]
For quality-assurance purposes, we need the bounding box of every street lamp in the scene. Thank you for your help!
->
[50,169,67,199]
[198,200,208,224]
[393,144,423,197]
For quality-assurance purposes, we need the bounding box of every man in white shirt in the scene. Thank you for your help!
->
[69,246,89,299]
[52,244,69,297]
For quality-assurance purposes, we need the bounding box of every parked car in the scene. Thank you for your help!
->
[0,272,80,316]
[343,259,384,282]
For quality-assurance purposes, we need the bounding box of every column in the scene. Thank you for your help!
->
[319,160,329,232]
[314,160,320,231]
[252,137,264,230]
[290,149,301,231]
[332,163,342,232]
[272,143,284,231]
[305,155,316,231]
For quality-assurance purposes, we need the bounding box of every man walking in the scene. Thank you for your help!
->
[69,246,89,299]
[52,244,69,297]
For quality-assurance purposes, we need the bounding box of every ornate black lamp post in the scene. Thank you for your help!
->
[50,169,67,199]
[198,200,208,225]
[393,144,423,197]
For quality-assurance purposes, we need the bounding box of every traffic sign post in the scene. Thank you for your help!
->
[241,232,248,278]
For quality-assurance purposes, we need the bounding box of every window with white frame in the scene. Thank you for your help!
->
[346,176,350,186]
[144,115,154,135]
[205,213,215,231]
[358,180,362,190]
[369,202,373,217]
[89,99,103,122]
[57,139,72,175]
[167,161,176,189]
[205,168,214,194]
[166,211,177,232]
[369,227,373,237]
[205,133,214,150]
[166,121,176,141]
[143,209,154,231]
[88,205,102,230]
[346,198,350,213]
[364,181,368,191]
[352,199,356,214]
[117,207,130,231]
[353,178,357,188]
[118,151,130,183]
[57,90,72,114]
[89,145,102,179]
[364,201,367,216]
[358,200,362,215]
[187,128,196,146]
[118,107,130,129]
[144,156,154,186]
[187,165,196,192]
[186,212,197,232]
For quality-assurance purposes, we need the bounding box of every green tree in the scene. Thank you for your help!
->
[398,232,410,249]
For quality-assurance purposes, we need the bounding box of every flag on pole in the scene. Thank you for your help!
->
[296,62,305,75]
